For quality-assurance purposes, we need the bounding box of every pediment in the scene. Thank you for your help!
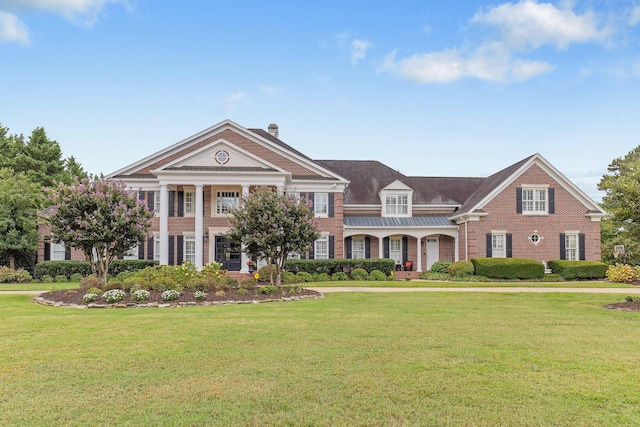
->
[157,140,283,172]
[381,180,413,192]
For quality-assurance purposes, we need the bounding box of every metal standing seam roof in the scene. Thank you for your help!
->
[344,217,455,227]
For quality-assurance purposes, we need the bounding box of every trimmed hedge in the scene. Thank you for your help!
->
[547,260,608,280]
[285,258,395,276]
[34,260,158,280]
[471,258,545,280]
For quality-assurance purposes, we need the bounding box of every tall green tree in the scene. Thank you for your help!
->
[227,187,319,286]
[598,146,640,264]
[0,168,42,269]
[45,177,154,283]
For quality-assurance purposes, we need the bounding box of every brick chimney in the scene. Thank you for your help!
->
[268,123,279,138]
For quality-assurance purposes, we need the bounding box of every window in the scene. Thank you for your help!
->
[522,188,547,214]
[389,238,402,265]
[352,238,365,259]
[123,245,138,260]
[216,191,240,215]
[565,233,578,261]
[314,236,329,259]
[184,236,196,264]
[492,234,506,258]
[51,242,66,261]
[153,236,160,261]
[314,193,328,216]
[385,194,408,216]
[184,191,195,215]
[154,191,161,215]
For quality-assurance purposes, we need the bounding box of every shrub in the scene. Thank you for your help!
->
[214,290,226,297]
[54,275,68,283]
[312,272,330,282]
[351,268,369,281]
[548,260,609,280]
[34,261,92,280]
[116,271,135,282]
[41,275,53,283]
[161,289,180,301]
[131,289,150,302]
[237,288,249,296]
[194,291,207,301]
[108,260,159,276]
[103,280,124,291]
[151,277,177,292]
[282,272,299,284]
[80,275,102,290]
[257,264,278,282]
[183,277,214,292]
[87,287,102,295]
[449,261,474,276]
[369,270,387,281]
[430,261,452,273]
[332,271,349,281]
[173,262,199,285]
[541,273,564,282]
[296,271,314,282]
[286,258,395,276]
[217,275,237,291]
[419,271,450,280]
[102,289,126,304]
[283,284,303,294]
[70,273,83,282]
[83,292,99,303]
[605,264,640,283]
[259,285,278,294]
[471,258,544,280]
[239,278,257,289]
[0,267,32,283]
[201,261,226,280]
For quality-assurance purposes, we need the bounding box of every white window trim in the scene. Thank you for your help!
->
[352,237,365,259]
[214,188,241,216]
[521,185,549,215]
[154,190,161,217]
[380,190,412,217]
[153,235,160,261]
[389,237,402,265]
[314,236,329,260]
[565,231,579,261]
[184,234,196,265]
[50,242,66,261]
[314,192,328,218]
[491,232,506,258]
[184,191,196,216]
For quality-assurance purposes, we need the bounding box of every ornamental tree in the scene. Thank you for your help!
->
[227,187,319,286]
[598,145,640,265]
[0,168,42,269]
[45,178,153,283]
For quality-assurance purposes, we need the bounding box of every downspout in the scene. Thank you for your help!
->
[464,219,468,261]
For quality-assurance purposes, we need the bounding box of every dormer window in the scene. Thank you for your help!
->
[379,180,413,217]
[385,194,408,216]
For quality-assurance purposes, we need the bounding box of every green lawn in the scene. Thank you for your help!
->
[1,291,640,426]
[0,281,79,291]
[312,279,631,288]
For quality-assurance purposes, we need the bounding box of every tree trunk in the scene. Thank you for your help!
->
[9,254,15,270]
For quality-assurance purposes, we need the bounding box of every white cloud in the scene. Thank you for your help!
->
[0,10,29,44]
[383,0,609,84]
[350,38,372,65]
[259,84,283,96]
[0,0,131,27]
[631,6,640,26]
[223,91,250,111]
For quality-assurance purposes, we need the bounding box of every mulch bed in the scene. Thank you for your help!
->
[603,301,640,312]
[36,287,322,308]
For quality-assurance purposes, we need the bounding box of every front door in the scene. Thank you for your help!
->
[215,236,242,271]
[426,238,439,271]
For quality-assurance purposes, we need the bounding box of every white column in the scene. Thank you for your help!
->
[159,184,169,265]
[416,237,423,272]
[240,185,250,272]
[379,236,384,259]
[195,184,204,270]
[455,229,460,262]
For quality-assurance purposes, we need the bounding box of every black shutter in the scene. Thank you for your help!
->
[402,236,408,263]
[548,188,555,214]
[329,236,334,259]
[486,233,493,257]
[383,237,389,259]
[309,239,315,259]
[560,233,566,260]
[506,234,513,258]
[579,233,586,260]
[177,191,184,217]
[168,191,175,217]
[345,237,352,259]
[516,188,523,214]
[168,235,175,265]
[328,193,334,218]
[147,237,154,260]
[138,191,145,201]
[138,240,145,260]
[65,246,71,260]
[177,235,184,265]
[365,237,371,259]
[147,191,154,211]
[44,242,50,261]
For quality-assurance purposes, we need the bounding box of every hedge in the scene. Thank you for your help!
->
[34,260,158,280]
[547,260,608,280]
[285,258,395,276]
[471,258,545,280]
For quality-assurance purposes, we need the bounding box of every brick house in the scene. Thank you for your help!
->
[38,119,605,272]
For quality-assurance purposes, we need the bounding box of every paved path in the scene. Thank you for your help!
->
[308,287,640,294]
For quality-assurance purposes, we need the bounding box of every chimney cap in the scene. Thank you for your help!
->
[267,123,279,138]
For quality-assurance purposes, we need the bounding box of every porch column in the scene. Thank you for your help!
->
[455,229,460,262]
[159,184,169,265]
[240,185,250,272]
[378,236,384,259]
[195,184,204,270]
[416,237,423,272]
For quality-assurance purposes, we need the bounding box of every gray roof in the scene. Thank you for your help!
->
[345,216,454,227]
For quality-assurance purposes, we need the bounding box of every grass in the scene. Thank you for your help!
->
[313,279,632,288]
[0,281,79,291]
[1,291,640,426]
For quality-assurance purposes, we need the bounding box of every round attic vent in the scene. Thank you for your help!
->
[215,149,230,165]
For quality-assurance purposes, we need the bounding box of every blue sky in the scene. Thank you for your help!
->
[2,1,640,201]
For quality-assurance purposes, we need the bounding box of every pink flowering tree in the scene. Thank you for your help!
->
[45,177,153,283]
[227,187,319,286]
